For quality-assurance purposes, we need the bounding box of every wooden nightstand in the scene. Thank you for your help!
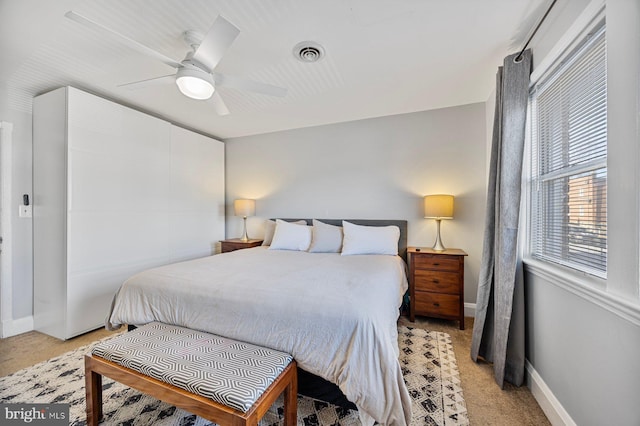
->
[408,247,468,329]
[220,238,263,253]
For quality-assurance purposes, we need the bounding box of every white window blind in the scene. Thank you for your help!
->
[530,24,607,277]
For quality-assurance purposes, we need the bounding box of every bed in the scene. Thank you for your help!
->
[106,219,412,425]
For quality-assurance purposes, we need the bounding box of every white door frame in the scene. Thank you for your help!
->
[0,121,13,338]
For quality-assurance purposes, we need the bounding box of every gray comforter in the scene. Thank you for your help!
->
[107,247,411,425]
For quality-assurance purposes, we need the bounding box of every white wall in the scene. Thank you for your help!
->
[523,1,640,425]
[225,103,487,307]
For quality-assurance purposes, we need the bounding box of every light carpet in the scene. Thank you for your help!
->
[0,326,468,425]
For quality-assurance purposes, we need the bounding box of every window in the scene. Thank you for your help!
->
[529,23,607,278]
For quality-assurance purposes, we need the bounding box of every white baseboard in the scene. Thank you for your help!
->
[526,361,577,426]
[464,302,476,318]
[1,315,34,338]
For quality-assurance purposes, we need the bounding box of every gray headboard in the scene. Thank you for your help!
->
[275,219,408,261]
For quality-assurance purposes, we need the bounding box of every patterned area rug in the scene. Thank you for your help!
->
[0,326,468,425]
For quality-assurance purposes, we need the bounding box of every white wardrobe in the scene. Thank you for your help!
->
[33,87,225,339]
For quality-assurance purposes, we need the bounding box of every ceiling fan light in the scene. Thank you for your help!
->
[176,68,214,100]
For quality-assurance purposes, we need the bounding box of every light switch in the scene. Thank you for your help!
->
[18,205,32,218]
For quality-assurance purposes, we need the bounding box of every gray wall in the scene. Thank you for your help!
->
[0,85,34,325]
[525,272,640,425]
[225,103,487,306]
[524,1,640,425]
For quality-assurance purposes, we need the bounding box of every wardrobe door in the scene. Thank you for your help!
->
[65,88,172,337]
[168,126,225,261]
[33,88,68,339]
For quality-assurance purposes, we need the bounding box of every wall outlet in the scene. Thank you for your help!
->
[18,205,32,218]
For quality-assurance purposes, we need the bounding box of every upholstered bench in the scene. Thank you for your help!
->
[85,322,297,426]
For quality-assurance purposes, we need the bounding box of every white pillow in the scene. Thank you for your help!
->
[308,219,343,253]
[269,219,312,251]
[262,219,306,246]
[341,221,400,256]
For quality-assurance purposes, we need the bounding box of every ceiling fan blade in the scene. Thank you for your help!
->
[208,91,230,116]
[213,72,287,97]
[191,15,240,72]
[65,11,183,69]
[117,75,176,90]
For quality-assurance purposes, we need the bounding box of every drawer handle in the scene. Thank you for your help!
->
[432,279,440,284]
[433,263,440,266]
[433,302,440,307]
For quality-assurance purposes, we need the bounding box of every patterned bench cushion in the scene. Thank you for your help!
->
[91,322,293,413]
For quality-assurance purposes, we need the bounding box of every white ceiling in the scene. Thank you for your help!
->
[0,0,547,139]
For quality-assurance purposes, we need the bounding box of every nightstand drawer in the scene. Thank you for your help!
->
[414,292,460,318]
[413,254,460,271]
[414,270,459,294]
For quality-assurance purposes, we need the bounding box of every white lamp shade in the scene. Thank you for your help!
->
[175,68,215,100]
[234,199,256,217]
[424,194,454,219]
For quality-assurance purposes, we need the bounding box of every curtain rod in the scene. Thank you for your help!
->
[515,0,558,62]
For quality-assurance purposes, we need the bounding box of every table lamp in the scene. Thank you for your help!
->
[424,194,454,251]
[234,199,256,241]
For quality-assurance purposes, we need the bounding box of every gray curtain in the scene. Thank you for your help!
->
[470,49,532,388]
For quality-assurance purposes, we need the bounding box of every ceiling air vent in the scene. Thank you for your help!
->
[293,41,325,63]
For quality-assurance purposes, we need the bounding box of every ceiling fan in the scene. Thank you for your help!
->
[65,11,287,116]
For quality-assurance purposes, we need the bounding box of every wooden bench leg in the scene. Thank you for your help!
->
[85,355,103,426]
[283,366,297,426]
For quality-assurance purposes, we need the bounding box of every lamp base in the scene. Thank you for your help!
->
[432,219,446,251]
[240,217,249,242]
